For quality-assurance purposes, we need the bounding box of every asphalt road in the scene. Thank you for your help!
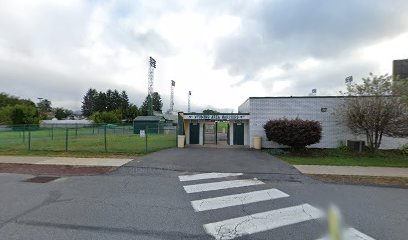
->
[0,148,407,239]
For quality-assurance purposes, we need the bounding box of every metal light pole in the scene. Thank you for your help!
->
[169,80,175,112]
[188,91,191,112]
[148,56,156,116]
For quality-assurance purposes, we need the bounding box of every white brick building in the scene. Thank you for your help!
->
[238,96,407,149]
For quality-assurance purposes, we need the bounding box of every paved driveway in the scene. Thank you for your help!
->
[115,148,312,183]
[0,148,407,239]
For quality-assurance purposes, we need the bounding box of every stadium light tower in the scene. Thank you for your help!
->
[188,91,191,112]
[169,80,175,112]
[148,56,156,115]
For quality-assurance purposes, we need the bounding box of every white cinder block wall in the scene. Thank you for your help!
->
[238,97,408,149]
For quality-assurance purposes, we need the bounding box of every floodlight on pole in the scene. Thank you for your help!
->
[147,56,156,115]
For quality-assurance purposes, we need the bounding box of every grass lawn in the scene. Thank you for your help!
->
[267,149,408,168]
[0,130,176,156]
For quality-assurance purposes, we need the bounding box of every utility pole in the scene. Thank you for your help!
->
[188,91,191,112]
[169,80,175,113]
[148,56,156,116]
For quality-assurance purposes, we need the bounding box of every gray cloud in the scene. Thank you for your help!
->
[0,59,147,110]
[214,0,408,80]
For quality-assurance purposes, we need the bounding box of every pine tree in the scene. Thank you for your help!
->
[81,88,98,117]
[140,92,162,115]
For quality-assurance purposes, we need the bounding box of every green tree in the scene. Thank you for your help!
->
[82,88,131,118]
[54,108,73,120]
[140,92,163,115]
[37,99,52,113]
[90,111,120,124]
[95,91,108,112]
[203,109,219,114]
[0,92,35,108]
[124,104,139,122]
[81,88,98,117]
[338,73,408,151]
[393,75,408,105]
[9,104,39,125]
[0,107,12,124]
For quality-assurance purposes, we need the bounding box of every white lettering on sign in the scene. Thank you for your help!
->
[184,115,249,120]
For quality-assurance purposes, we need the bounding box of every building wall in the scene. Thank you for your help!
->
[243,97,407,149]
[393,59,408,79]
[238,99,250,113]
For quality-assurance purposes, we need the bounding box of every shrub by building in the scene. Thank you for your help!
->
[264,118,322,150]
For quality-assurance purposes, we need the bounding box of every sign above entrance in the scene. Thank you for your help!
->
[184,114,249,120]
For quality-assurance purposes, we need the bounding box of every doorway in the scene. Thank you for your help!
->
[189,123,199,144]
[233,122,244,145]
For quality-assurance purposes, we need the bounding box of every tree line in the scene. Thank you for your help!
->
[0,93,72,125]
[81,88,163,124]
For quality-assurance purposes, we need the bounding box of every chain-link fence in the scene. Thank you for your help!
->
[0,124,177,154]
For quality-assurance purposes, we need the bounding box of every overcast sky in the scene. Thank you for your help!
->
[1,0,408,112]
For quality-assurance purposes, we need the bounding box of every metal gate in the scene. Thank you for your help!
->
[204,122,216,144]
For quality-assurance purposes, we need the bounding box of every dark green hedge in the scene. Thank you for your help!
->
[264,118,322,150]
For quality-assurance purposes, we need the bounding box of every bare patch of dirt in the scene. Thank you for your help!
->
[308,174,408,187]
[0,163,116,176]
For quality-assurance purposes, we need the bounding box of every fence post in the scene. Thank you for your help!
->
[104,125,107,152]
[65,128,68,152]
[22,129,25,143]
[75,123,78,136]
[145,126,148,153]
[51,126,54,140]
[28,129,31,151]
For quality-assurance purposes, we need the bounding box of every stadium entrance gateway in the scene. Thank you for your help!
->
[180,113,250,146]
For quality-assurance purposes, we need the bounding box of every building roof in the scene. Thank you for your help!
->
[248,95,346,99]
[184,112,249,115]
[162,114,177,121]
[134,116,166,121]
[41,119,92,124]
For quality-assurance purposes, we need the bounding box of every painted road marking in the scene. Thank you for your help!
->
[316,227,376,240]
[203,204,323,240]
[191,188,289,212]
[179,172,243,182]
[183,179,264,193]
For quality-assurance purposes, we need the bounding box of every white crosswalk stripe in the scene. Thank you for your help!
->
[178,172,375,240]
[191,188,289,212]
[183,179,264,193]
[178,172,243,182]
[316,227,376,240]
[204,204,324,240]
